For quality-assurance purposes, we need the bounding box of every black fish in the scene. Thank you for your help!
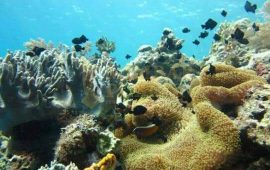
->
[151,94,158,101]
[231,28,249,45]
[201,18,217,30]
[244,1,257,13]
[182,27,190,33]
[114,120,127,128]
[125,54,132,59]
[74,44,85,52]
[213,34,221,41]
[116,103,126,110]
[151,116,162,126]
[133,105,147,115]
[131,93,141,100]
[206,64,216,75]
[199,31,209,39]
[224,39,229,44]
[32,47,46,56]
[25,51,35,57]
[252,23,259,32]
[143,70,151,81]
[72,35,89,44]
[221,10,227,17]
[182,90,192,103]
[163,29,171,35]
[97,38,105,44]
[192,55,196,58]
[192,39,200,45]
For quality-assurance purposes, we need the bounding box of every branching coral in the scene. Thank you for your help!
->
[84,153,116,170]
[24,38,53,51]
[82,53,121,117]
[96,37,115,54]
[119,74,240,169]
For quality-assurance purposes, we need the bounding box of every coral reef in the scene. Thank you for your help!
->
[235,84,270,158]
[55,114,119,169]
[203,18,270,72]
[0,48,84,131]
[119,73,240,169]
[81,52,122,117]
[38,161,79,170]
[122,28,200,86]
[191,64,265,105]
[84,153,116,170]
[95,37,115,54]
[260,0,270,20]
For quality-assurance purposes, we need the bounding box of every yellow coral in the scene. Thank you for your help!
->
[131,77,189,131]
[84,153,116,170]
[118,65,246,170]
[192,64,266,105]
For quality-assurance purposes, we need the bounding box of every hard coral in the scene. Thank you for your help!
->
[119,75,239,169]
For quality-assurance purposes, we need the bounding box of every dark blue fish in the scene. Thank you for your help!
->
[199,31,209,39]
[206,64,216,75]
[231,28,249,45]
[74,44,85,52]
[252,23,259,32]
[213,34,221,41]
[133,105,147,115]
[125,54,132,59]
[221,10,227,17]
[182,27,191,33]
[244,1,257,13]
[72,35,88,44]
[32,47,46,56]
[192,39,200,45]
[201,18,217,30]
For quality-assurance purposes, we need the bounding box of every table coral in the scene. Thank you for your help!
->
[119,74,240,170]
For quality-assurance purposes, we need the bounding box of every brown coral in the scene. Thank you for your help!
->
[191,64,266,105]
[119,73,240,170]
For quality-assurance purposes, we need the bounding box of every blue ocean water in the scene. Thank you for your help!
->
[0,0,265,67]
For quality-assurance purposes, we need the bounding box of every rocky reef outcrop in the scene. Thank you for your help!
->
[122,28,201,86]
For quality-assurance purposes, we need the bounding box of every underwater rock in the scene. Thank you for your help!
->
[235,84,270,151]
[54,114,100,169]
[137,45,153,53]
[203,18,270,77]
[178,73,198,93]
